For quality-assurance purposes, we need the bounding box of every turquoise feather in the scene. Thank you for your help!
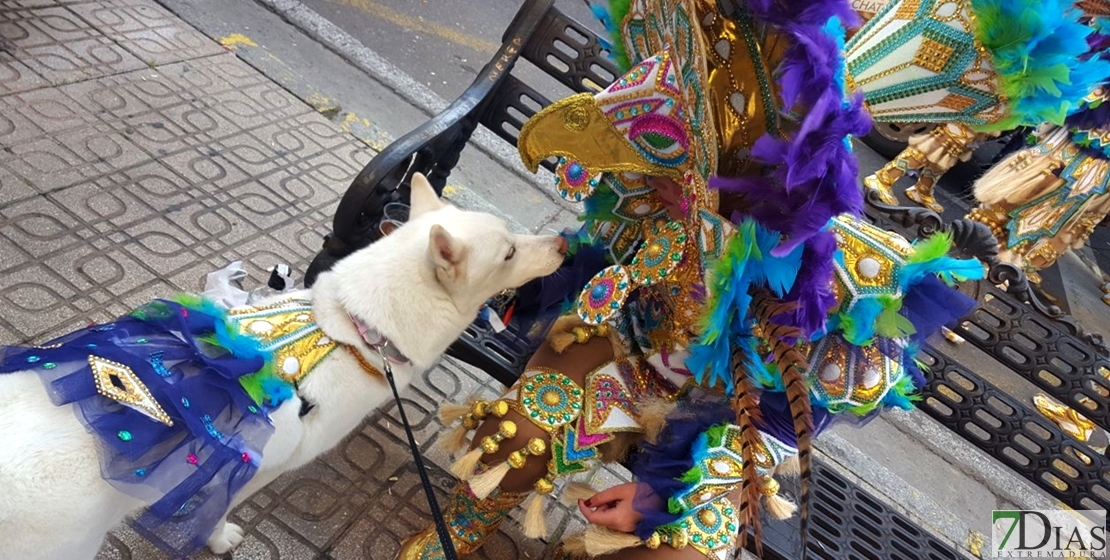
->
[971,0,1110,130]
[755,224,804,297]
[900,255,985,289]
[840,297,884,345]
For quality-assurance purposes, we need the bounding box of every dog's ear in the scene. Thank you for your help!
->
[429,224,467,282]
[409,172,445,219]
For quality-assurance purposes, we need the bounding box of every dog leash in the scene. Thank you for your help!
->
[378,349,460,560]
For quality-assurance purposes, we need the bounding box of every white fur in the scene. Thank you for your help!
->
[0,174,565,559]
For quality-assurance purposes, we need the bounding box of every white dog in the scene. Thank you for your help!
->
[0,173,566,559]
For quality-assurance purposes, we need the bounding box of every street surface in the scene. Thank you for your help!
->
[298,0,602,100]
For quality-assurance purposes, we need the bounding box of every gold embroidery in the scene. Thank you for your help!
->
[938,92,977,112]
[90,355,173,426]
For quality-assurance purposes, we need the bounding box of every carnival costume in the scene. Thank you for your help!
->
[853,0,1110,213]
[394,1,999,558]
[865,122,995,212]
[0,296,381,557]
[969,92,1110,280]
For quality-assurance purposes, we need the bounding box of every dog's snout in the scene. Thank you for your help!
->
[555,236,569,255]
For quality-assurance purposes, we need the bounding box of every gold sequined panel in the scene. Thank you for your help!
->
[832,215,913,293]
[912,38,955,74]
[700,2,789,178]
[811,339,850,401]
[226,298,338,383]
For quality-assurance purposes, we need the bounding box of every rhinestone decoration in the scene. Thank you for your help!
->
[576,265,632,325]
[627,220,687,285]
[519,371,584,430]
[554,158,601,202]
[89,355,173,426]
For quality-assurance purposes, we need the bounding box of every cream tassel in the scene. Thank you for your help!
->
[522,494,547,539]
[441,424,471,456]
[547,315,617,355]
[560,481,598,505]
[764,492,798,520]
[450,447,484,480]
[560,532,588,556]
[548,315,590,354]
[469,461,512,500]
[583,526,643,556]
[760,476,797,520]
[438,399,473,425]
[524,476,557,538]
[468,437,548,500]
[774,455,800,478]
[451,420,517,481]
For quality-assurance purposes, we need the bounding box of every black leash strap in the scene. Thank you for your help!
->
[381,357,459,560]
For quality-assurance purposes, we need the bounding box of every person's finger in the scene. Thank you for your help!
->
[586,484,635,507]
[583,504,638,532]
[577,499,594,520]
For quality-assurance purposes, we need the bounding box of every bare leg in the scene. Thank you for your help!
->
[399,337,615,558]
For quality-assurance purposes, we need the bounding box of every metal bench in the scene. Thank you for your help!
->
[305,0,1109,556]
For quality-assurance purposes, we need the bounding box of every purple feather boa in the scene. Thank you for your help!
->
[774,230,838,336]
[711,0,870,336]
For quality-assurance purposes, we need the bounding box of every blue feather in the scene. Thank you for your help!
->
[971,0,1110,129]
[755,225,804,296]
[589,2,616,32]
[900,256,985,289]
[841,297,884,345]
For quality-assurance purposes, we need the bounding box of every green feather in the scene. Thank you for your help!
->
[906,232,953,265]
[874,295,917,339]
[607,0,634,71]
[578,179,621,223]
[696,221,758,341]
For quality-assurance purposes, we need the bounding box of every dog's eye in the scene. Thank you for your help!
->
[505,246,516,261]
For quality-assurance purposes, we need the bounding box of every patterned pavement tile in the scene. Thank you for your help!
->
[0,4,144,88]
[0,6,616,559]
[0,161,35,206]
[67,0,223,66]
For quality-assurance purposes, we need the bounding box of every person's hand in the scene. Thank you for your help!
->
[577,482,644,533]
[645,176,687,220]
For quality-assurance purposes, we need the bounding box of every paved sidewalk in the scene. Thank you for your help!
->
[0,2,583,558]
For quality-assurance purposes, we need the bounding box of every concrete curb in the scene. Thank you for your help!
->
[152,0,537,234]
[814,405,1060,557]
[813,435,977,557]
[881,407,1059,513]
[249,0,573,213]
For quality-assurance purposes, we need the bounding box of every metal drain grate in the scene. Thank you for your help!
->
[757,461,963,560]
[915,347,1110,512]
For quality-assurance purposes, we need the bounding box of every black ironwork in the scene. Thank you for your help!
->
[915,347,1110,512]
[304,0,556,286]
